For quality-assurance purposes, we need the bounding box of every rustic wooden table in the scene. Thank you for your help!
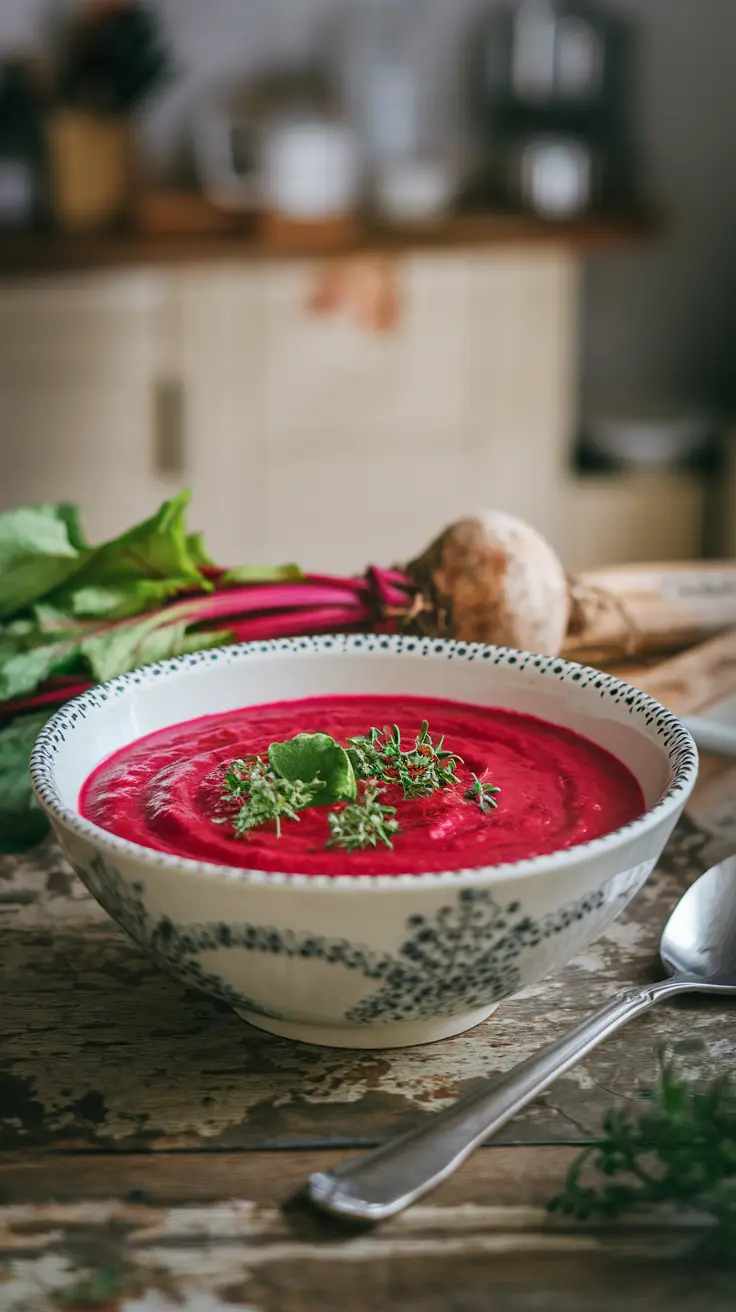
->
[2,634,736,1311]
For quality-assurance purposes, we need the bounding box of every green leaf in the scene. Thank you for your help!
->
[0,712,52,851]
[53,502,88,552]
[174,628,233,658]
[187,530,215,568]
[268,732,357,805]
[0,493,213,627]
[48,490,210,620]
[0,504,87,620]
[0,609,84,701]
[64,578,195,620]
[79,614,228,684]
[221,563,304,585]
[0,636,81,702]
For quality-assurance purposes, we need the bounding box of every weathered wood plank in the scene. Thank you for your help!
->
[0,1189,732,1311]
[4,1147,723,1312]
[0,1146,581,1208]
[1,1148,733,1310]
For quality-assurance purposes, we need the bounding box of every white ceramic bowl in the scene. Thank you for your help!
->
[30,636,697,1049]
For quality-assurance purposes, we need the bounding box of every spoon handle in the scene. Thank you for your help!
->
[307,980,679,1221]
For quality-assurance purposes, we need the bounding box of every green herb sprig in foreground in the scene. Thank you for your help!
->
[348,720,462,799]
[549,1059,736,1265]
[327,785,400,852]
[220,758,324,838]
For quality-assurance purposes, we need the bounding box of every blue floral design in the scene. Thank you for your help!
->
[76,855,639,1025]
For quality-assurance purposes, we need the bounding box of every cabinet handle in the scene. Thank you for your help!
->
[153,376,185,476]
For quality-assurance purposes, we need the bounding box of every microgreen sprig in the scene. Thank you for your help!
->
[327,784,400,852]
[348,720,462,800]
[465,773,501,813]
[345,726,387,781]
[220,757,324,838]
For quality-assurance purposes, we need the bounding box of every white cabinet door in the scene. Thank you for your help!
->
[0,274,174,543]
[174,266,268,567]
[258,255,473,572]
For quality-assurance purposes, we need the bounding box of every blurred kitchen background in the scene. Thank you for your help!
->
[0,0,734,572]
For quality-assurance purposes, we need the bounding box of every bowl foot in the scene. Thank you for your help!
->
[233,1002,501,1049]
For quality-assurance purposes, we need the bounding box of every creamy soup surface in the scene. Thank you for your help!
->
[80,694,645,874]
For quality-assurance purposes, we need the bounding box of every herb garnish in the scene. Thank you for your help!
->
[220,731,356,836]
[465,773,501,812]
[220,757,325,837]
[348,720,462,799]
[327,784,400,852]
[549,1059,736,1266]
[221,721,499,850]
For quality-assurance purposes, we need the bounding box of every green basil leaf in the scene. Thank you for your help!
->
[268,732,357,805]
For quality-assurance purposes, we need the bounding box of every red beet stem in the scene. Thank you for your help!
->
[228,603,373,642]
[0,681,93,720]
[0,565,415,724]
[168,581,369,629]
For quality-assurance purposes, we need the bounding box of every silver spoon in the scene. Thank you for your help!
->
[307,854,736,1222]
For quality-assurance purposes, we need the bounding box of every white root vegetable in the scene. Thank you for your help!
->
[564,560,736,663]
[404,511,570,657]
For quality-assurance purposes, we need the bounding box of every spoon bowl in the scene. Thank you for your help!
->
[660,853,736,990]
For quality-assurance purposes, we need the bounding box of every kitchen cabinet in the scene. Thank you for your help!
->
[175,267,268,565]
[0,256,707,570]
[0,274,174,541]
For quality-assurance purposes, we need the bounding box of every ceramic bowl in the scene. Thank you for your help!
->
[30,636,697,1049]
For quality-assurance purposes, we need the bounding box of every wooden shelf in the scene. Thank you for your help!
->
[0,208,659,279]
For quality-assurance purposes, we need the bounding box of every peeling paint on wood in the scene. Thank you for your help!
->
[1,1147,734,1309]
[0,820,732,1153]
[0,1196,733,1312]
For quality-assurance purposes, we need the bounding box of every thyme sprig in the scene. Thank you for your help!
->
[220,757,324,838]
[549,1059,736,1266]
[348,720,462,800]
[465,773,501,813]
[326,784,400,852]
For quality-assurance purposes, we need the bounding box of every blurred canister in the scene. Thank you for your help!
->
[49,108,134,231]
[512,133,595,218]
[261,119,359,222]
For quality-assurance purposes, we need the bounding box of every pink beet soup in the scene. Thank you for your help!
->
[79,694,645,875]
